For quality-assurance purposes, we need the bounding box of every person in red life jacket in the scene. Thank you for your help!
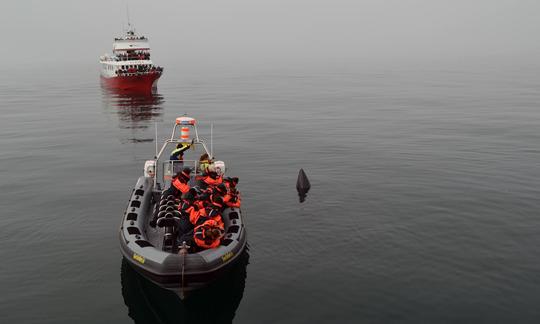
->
[194,191,210,209]
[206,196,225,229]
[177,188,198,234]
[223,177,241,208]
[178,188,197,214]
[193,219,224,250]
[187,200,208,226]
[224,177,239,190]
[164,168,191,200]
[209,183,227,203]
[176,219,223,252]
[201,169,223,188]
[224,193,241,208]
[216,183,228,195]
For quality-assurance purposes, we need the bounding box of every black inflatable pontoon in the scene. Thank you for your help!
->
[119,116,247,295]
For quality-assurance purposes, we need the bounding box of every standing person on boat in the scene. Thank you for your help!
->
[170,142,191,173]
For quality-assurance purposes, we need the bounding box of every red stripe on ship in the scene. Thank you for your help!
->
[101,72,161,92]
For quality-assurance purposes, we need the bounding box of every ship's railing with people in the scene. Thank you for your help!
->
[114,51,151,61]
[114,36,147,41]
[115,66,163,76]
[115,30,147,41]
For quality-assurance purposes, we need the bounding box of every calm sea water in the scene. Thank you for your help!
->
[1,61,540,323]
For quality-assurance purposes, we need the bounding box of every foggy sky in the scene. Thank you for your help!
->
[1,0,539,70]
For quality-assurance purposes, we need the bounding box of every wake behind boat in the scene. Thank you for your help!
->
[119,117,247,296]
[100,26,163,92]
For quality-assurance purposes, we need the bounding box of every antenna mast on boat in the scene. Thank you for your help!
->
[126,3,131,29]
[210,123,214,159]
[154,121,158,158]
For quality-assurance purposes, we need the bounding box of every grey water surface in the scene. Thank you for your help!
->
[1,61,540,323]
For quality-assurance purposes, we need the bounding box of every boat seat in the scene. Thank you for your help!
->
[157,208,180,219]
[159,205,176,213]
[157,216,181,253]
[157,217,180,228]
[163,233,174,251]
[159,193,175,201]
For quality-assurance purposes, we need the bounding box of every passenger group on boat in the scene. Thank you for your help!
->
[150,155,242,252]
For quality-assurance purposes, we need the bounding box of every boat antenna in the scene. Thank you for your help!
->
[154,121,158,158]
[210,123,214,159]
[126,3,131,29]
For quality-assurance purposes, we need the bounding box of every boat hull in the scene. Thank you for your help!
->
[101,73,161,92]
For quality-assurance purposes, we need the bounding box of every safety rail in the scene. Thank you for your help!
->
[151,117,213,190]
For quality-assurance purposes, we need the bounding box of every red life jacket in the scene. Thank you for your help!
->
[178,201,192,212]
[207,209,224,230]
[172,178,190,194]
[223,191,241,208]
[203,175,223,186]
[188,205,207,225]
[193,220,223,249]
[195,200,206,209]
[224,195,241,208]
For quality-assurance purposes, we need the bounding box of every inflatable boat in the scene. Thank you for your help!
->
[119,116,247,296]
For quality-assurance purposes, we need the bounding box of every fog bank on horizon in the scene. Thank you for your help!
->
[1,0,539,70]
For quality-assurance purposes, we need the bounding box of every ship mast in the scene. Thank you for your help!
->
[126,4,131,30]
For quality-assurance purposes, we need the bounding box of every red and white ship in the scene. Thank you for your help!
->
[100,28,163,92]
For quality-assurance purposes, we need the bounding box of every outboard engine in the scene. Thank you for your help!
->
[213,160,226,176]
[144,160,156,178]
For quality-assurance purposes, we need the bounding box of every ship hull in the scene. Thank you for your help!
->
[101,73,161,92]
